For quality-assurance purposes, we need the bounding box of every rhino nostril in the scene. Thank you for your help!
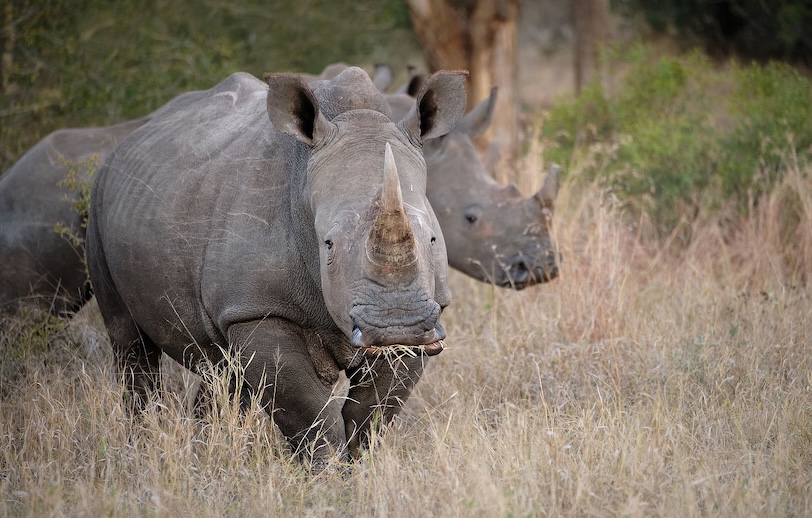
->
[510,261,530,284]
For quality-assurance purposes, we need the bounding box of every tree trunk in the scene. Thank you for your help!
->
[1,2,15,95]
[572,0,612,94]
[407,0,520,185]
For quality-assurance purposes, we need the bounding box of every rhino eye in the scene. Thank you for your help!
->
[324,239,333,250]
[465,214,478,224]
[431,236,436,244]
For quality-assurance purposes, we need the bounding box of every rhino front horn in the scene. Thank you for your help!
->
[366,143,418,269]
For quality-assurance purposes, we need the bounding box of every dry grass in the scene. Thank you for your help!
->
[3,158,812,516]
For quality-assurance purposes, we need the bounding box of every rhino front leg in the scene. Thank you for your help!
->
[227,320,347,470]
[92,283,162,410]
[343,354,426,459]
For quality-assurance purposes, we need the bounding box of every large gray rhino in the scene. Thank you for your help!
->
[0,118,149,315]
[389,88,560,288]
[86,67,466,469]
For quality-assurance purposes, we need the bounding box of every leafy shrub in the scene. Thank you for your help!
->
[719,62,812,206]
[541,44,811,237]
[542,46,718,234]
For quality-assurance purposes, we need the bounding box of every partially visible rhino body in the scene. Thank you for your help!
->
[0,118,148,314]
[86,67,466,469]
[389,88,560,289]
[0,90,210,315]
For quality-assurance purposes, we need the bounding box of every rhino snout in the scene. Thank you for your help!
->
[502,251,559,289]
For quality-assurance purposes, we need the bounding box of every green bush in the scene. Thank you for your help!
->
[719,62,812,206]
[614,0,812,67]
[543,46,718,234]
[541,44,811,236]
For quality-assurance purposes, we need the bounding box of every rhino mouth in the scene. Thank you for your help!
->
[351,321,447,358]
[498,255,559,290]
[500,266,558,290]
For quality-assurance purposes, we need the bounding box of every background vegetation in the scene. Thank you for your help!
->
[615,0,812,66]
[541,45,812,240]
[2,1,812,515]
[0,0,419,169]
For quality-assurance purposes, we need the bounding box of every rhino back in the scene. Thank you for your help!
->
[90,72,318,355]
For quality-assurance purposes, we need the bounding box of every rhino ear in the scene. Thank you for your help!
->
[456,87,497,139]
[399,70,468,144]
[265,73,334,147]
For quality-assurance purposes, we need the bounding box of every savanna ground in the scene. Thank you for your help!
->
[2,3,812,516]
[3,149,811,516]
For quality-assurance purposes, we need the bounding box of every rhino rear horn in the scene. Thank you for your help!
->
[536,164,561,208]
[366,143,418,268]
[372,63,393,92]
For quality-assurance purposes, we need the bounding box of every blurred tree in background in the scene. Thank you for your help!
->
[406,0,521,185]
[572,0,612,94]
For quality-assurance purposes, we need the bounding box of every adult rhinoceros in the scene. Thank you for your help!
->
[389,88,560,289]
[86,67,466,470]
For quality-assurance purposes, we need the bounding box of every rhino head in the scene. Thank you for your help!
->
[424,88,560,289]
[266,68,467,358]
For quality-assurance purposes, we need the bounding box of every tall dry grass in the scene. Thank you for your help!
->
[2,155,811,516]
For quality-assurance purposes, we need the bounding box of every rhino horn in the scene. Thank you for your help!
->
[366,143,418,269]
[535,164,561,208]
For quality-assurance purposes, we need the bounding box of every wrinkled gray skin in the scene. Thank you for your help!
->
[0,118,148,314]
[86,67,467,470]
[389,88,560,289]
